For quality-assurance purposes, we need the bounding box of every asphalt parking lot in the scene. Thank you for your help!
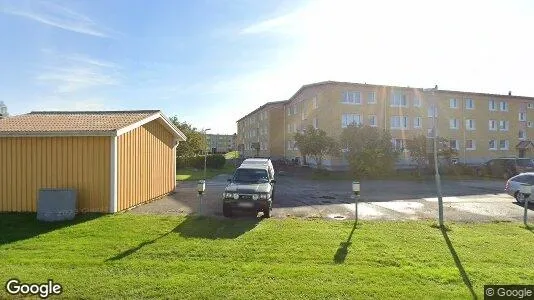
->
[129,172,534,222]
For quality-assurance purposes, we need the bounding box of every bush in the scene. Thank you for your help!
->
[177,154,226,170]
[441,163,476,176]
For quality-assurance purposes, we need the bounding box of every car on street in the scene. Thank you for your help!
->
[476,157,534,179]
[222,164,276,218]
[504,172,534,204]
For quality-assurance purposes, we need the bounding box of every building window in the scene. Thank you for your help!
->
[287,141,292,150]
[528,103,534,109]
[367,92,376,104]
[301,111,305,121]
[390,116,409,129]
[528,121,533,128]
[391,93,408,107]
[342,91,361,104]
[313,97,318,109]
[519,112,526,121]
[519,129,526,140]
[427,128,435,138]
[313,118,318,129]
[499,120,509,131]
[392,139,405,151]
[465,98,474,109]
[466,119,476,130]
[342,113,361,128]
[466,139,476,150]
[449,118,459,129]
[499,140,509,150]
[450,98,458,108]
[489,120,497,131]
[287,124,291,133]
[413,97,421,107]
[500,101,508,111]
[292,123,297,133]
[287,107,291,116]
[489,99,497,111]
[428,105,437,117]
[449,140,459,150]
[489,140,497,150]
[368,115,377,127]
[414,117,422,128]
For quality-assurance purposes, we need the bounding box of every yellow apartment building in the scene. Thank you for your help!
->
[238,81,534,169]
[237,100,286,158]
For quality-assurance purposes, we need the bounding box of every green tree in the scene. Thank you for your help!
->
[405,134,459,176]
[294,125,340,169]
[169,116,207,160]
[340,124,399,178]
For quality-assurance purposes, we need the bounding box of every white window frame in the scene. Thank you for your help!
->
[449,118,459,129]
[392,138,405,151]
[427,128,435,138]
[465,139,476,151]
[390,116,409,129]
[489,120,497,131]
[528,103,534,109]
[499,139,509,151]
[414,117,422,128]
[489,100,497,111]
[466,119,476,130]
[341,113,362,128]
[391,93,408,107]
[465,98,474,109]
[489,140,497,150]
[313,97,318,109]
[287,124,291,133]
[519,112,526,121]
[449,98,458,109]
[500,101,508,112]
[449,139,459,150]
[428,105,437,117]
[528,121,533,128]
[413,97,421,107]
[499,120,509,131]
[368,115,377,127]
[519,129,526,140]
[313,118,318,129]
[367,92,376,104]
[287,107,291,116]
[342,91,361,104]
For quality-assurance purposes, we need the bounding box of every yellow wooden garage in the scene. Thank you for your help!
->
[0,110,186,213]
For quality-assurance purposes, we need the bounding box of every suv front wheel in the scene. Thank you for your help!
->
[263,202,272,218]
[223,203,233,218]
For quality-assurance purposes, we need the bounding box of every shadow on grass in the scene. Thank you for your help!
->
[173,215,261,239]
[0,213,103,246]
[439,226,478,300]
[333,221,358,264]
[107,231,172,261]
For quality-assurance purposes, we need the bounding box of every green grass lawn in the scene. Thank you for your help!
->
[176,164,235,181]
[224,151,240,160]
[1,214,533,299]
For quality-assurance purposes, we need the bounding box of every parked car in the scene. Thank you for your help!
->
[222,164,276,218]
[240,158,275,180]
[505,172,534,204]
[476,158,534,179]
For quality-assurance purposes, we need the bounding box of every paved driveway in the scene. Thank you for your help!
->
[129,173,534,222]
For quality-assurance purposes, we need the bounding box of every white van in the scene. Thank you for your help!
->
[240,158,275,180]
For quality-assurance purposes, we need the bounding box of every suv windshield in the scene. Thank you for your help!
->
[516,159,534,167]
[232,169,269,183]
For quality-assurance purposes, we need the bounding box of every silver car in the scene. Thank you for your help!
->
[504,172,534,204]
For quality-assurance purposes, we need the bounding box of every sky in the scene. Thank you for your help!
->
[1,0,533,134]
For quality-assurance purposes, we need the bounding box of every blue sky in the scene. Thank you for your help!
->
[1,0,533,134]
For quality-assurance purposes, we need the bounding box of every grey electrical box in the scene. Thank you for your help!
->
[37,189,77,222]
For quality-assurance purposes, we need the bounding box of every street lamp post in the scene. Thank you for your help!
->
[424,87,444,227]
[203,128,211,181]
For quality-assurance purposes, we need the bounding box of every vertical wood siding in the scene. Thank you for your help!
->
[117,120,175,211]
[0,136,111,212]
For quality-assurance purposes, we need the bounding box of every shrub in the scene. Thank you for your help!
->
[176,154,226,170]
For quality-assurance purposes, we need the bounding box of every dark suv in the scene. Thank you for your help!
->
[476,158,534,179]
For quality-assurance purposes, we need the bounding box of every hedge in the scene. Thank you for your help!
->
[177,154,226,169]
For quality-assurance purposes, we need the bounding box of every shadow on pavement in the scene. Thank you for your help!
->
[173,215,261,239]
[333,221,358,264]
[440,226,478,300]
[0,213,103,246]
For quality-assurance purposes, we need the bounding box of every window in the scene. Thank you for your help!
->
[368,115,377,127]
[489,140,497,150]
[528,103,534,109]
[466,139,476,150]
[313,97,318,109]
[519,129,526,140]
[489,100,497,111]
[450,98,458,108]
[449,118,459,129]
[465,98,474,109]
[287,141,292,150]
[287,124,291,133]
[301,111,305,121]
[287,107,291,116]
[342,91,361,104]
[392,139,405,151]
[466,119,476,130]
[529,121,533,128]
[414,117,422,128]
[499,120,509,131]
[428,105,437,117]
[367,92,376,104]
[489,120,497,131]
[500,101,508,111]
[499,140,509,150]
[341,113,361,128]
[390,116,408,129]
[519,112,526,121]
[427,128,435,138]
[292,123,297,133]
[449,140,459,150]
[313,118,318,129]
[391,93,408,107]
[413,97,421,107]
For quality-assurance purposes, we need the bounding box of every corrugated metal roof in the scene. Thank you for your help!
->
[0,110,160,136]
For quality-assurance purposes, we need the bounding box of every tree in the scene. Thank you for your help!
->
[340,124,399,178]
[294,125,340,169]
[405,134,459,176]
[169,116,207,159]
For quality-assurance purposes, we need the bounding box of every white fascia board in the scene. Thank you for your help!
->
[109,135,118,213]
[115,112,187,141]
